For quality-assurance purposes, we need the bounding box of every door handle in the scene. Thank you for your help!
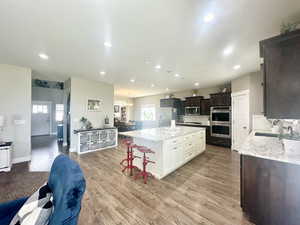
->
[243,126,247,129]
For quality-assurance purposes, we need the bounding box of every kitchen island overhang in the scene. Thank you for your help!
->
[120,127,206,179]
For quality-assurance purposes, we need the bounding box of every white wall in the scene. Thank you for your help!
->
[0,64,32,162]
[231,75,251,93]
[250,71,264,115]
[231,71,264,130]
[32,86,64,134]
[70,77,114,151]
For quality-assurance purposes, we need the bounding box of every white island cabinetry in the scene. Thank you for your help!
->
[120,127,206,179]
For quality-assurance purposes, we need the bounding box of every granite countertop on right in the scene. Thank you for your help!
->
[239,131,300,166]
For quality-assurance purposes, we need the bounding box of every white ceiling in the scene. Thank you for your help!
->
[0,0,300,98]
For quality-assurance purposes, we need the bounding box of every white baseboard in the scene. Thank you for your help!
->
[12,156,31,164]
[51,132,57,136]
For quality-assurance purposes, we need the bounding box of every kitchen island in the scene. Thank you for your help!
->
[120,126,206,179]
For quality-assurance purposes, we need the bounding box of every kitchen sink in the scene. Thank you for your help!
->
[255,132,278,138]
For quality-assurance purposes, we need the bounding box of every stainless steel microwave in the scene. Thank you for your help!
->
[185,107,200,115]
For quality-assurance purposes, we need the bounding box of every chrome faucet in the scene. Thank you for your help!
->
[287,126,294,136]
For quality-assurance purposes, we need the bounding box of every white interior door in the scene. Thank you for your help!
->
[32,102,51,136]
[232,90,250,151]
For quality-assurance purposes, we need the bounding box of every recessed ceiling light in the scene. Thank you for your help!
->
[194,82,199,86]
[39,53,49,60]
[223,46,234,56]
[151,84,155,87]
[174,74,180,77]
[204,13,215,23]
[233,65,241,70]
[104,42,112,48]
[155,65,161,69]
[130,79,135,83]
[100,71,106,75]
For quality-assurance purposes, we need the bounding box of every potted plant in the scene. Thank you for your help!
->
[80,117,88,129]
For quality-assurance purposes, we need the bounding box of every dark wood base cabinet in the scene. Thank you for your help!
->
[241,155,300,225]
[209,136,231,148]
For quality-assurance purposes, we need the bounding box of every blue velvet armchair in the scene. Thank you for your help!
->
[0,155,86,225]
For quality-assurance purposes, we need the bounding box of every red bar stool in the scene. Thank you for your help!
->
[134,146,155,184]
[120,139,139,176]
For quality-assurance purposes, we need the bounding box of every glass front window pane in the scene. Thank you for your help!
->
[141,105,156,121]
[42,105,48,114]
[56,112,63,121]
[56,104,64,111]
[32,105,38,114]
[37,105,43,113]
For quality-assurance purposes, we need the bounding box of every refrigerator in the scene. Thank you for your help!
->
[158,107,177,127]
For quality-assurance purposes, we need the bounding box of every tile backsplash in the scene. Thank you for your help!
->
[183,115,210,123]
[276,119,300,135]
[253,115,300,135]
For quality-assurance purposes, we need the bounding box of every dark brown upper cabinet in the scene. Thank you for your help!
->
[160,98,181,108]
[210,92,231,106]
[185,96,203,107]
[260,29,300,119]
[200,99,211,115]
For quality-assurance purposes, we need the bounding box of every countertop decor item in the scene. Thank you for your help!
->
[105,115,109,125]
[80,117,92,129]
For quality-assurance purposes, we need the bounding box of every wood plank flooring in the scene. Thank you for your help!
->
[0,144,252,225]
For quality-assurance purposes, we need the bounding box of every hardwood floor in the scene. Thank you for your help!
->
[30,135,67,172]
[0,144,252,225]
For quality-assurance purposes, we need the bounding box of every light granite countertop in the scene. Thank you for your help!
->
[239,132,300,165]
[120,126,206,142]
